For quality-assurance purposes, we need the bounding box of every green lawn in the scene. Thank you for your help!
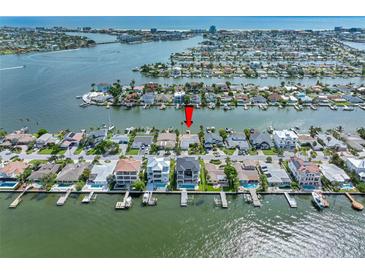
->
[248,149,258,155]
[38,148,53,155]
[262,148,277,155]
[127,148,139,155]
[74,147,83,155]
[223,148,235,155]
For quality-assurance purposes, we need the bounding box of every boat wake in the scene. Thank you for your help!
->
[0,65,25,71]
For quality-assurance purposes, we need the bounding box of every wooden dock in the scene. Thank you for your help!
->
[115,191,131,209]
[181,190,188,207]
[284,192,297,208]
[82,191,95,203]
[220,191,228,208]
[249,189,262,207]
[9,185,32,208]
[56,189,72,206]
[345,192,364,211]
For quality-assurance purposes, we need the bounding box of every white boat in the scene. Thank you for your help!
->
[294,104,303,111]
[329,104,338,110]
[343,105,354,111]
[208,102,215,109]
[244,104,248,110]
[223,104,232,111]
[310,104,317,110]
[159,104,166,110]
[142,192,149,205]
[312,191,329,210]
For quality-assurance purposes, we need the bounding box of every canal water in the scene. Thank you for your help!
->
[1,33,365,132]
[0,193,364,257]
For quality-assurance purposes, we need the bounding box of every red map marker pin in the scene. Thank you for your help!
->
[184,105,194,128]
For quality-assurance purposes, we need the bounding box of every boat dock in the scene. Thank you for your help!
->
[147,191,157,206]
[115,191,132,209]
[82,191,96,203]
[56,189,72,206]
[181,190,188,207]
[9,185,32,208]
[284,192,297,208]
[220,191,228,208]
[345,192,364,211]
[249,189,262,207]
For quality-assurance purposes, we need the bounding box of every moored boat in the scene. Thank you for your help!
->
[312,191,329,210]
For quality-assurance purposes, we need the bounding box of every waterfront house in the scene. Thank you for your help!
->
[320,163,352,189]
[346,158,365,182]
[175,157,200,190]
[268,93,282,104]
[111,134,129,144]
[288,156,321,190]
[4,131,35,146]
[174,91,185,105]
[204,162,228,187]
[0,161,29,179]
[296,92,312,103]
[204,132,223,149]
[141,92,155,105]
[35,133,60,148]
[342,95,363,104]
[190,94,201,105]
[132,135,153,149]
[84,161,117,191]
[155,94,172,104]
[205,92,217,103]
[114,158,142,190]
[56,163,90,187]
[234,160,260,189]
[226,132,249,154]
[147,157,170,190]
[235,94,250,105]
[317,134,347,152]
[157,132,176,150]
[250,130,273,150]
[180,134,200,150]
[251,95,267,104]
[61,132,85,149]
[94,83,111,93]
[340,132,365,152]
[273,130,298,150]
[28,163,61,186]
[86,129,108,147]
[259,162,291,188]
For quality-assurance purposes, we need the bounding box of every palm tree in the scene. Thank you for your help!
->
[130,79,136,91]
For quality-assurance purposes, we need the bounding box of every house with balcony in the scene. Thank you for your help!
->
[84,161,117,191]
[288,156,321,190]
[113,159,142,190]
[174,91,185,105]
[273,130,298,150]
[147,157,170,190]
[175,157,200,190]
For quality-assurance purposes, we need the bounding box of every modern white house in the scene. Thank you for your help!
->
[84,161,117,191]
[259,162,291,188]
[113,159,142,190]
[346,158,365,182]
[273,130,298,150]
[147,158,170,190]
[174,91,185,105]
[288,156,321,190]
[320,163,352,189]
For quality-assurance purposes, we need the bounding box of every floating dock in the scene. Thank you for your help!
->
[9,185,32,208]
[284,192,297,208]
[345,192,364,211]
[56,189,72,206]
[220,191,228,208]
[181,190,188,207]
[82,191,96,203]
[115,191,132,209]
[249,189,262,207]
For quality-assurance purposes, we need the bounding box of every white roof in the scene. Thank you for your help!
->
[273,130,298,139]
[347,158,365,169]
[148,157,170,171]
[320,164,350,183]
[90,161,117,182]
[260,163,291,184]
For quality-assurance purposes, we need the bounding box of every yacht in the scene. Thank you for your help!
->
[223,103,232,111]
[343,105,354,111]
[244,104,248,110]
[310,104,317,110]
[142,192,150,205]
[312,191,329,210]
[329,104,338,111]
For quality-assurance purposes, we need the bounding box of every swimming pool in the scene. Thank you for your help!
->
[242,183,258,189]
[0,181,19,189]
